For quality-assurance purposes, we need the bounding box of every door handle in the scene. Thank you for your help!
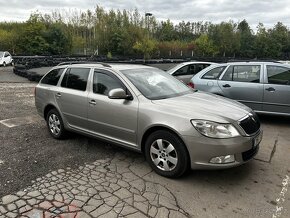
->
[89,100,97,105]
[265,87,275,92]
[55,93,61,98]
[222,84,231,88]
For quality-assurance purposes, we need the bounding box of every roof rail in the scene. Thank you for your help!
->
[227,59,280,63]
[57,61,111,68]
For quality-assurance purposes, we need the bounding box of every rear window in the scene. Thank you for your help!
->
[41,68,65,86]
[61,68,90,91]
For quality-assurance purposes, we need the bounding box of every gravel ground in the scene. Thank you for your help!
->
[0,79,121,197]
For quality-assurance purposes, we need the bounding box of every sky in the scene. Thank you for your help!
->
[0,0,290,29]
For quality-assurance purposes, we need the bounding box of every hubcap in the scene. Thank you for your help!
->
[48,114,61,135]
[150,139,178,171]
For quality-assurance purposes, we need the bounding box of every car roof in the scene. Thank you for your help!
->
[179,61,215,65]
[216,61,287,66]
[54,63,156,71]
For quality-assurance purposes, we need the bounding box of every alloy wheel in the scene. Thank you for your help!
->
[48,114,61,136]
[150,139,178,171]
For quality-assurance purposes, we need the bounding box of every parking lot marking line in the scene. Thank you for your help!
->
[0,115,40,128]
[272,174,289,218]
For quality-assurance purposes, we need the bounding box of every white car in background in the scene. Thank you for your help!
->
[167,61,214,84]
[0,51,14,67]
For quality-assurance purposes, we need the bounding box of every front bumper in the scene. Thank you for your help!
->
[182,130,262,170]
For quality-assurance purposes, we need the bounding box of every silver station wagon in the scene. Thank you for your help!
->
[190,62,290,116]
[35,63,262,177]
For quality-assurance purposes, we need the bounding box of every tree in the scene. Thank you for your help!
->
[133,38,156,60]
[18,13,48,55]
[195,34,218,57]
[254,23,275,58]
[155,20,177,41]
[44,24,72,55]
[237,19,254,58]
[270,22,289,58]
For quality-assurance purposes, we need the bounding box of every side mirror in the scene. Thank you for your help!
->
[108,88,132,100]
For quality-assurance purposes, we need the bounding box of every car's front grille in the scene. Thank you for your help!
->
[239,113,260,135]
[242,145,259,161]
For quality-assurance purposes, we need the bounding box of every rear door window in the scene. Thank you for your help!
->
[41,68,65,86]
[267,66,290,85]
[222,65,260,83]
[61,68,90,91]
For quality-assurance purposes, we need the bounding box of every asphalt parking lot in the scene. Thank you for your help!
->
[0,66,289,218]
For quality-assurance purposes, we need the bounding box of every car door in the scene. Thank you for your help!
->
[56,67,91,130]
[263,65,290,114]
[87,69,138,147]
[218,64,263,110]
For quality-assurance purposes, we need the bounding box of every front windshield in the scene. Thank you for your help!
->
[121,68,192,100]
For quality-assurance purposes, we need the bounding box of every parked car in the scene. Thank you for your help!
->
[190,62,290,116]
[0,51,14,66]
[167,61,214,84]
[35,63,261,177]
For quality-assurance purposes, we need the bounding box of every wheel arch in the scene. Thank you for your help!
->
[141,125,189,156]
[44,104,59,119]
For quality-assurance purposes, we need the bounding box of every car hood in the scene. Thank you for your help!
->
[151,91,251,123]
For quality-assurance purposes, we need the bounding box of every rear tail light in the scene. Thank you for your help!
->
[187,82,195,89]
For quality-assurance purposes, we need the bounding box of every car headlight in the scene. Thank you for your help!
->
[191,120,240,138]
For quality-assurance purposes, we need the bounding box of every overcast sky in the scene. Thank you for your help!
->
[0,0,289,29]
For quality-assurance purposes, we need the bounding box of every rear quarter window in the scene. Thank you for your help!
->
[41,68,65,86]
[201,66,225,79]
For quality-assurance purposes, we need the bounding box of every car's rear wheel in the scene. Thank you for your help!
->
[145,130,189,178]
[3,62,6,67]
[46,109,66,139]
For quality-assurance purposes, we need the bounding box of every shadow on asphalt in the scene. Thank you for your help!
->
[258,113,290,126]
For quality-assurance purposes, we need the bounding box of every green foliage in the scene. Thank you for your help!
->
[44,24,72,55]
[133,38,157,60]
[237,19,255,58]
[195,34,218,57]
[1,6,290,59]
[107,51,112,59]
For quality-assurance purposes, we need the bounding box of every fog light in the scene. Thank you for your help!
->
[210,155,235,164]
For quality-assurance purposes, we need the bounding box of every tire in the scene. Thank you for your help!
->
[144,130,189,178]
[46,109,66,139]
[11,60,14,66]
[3,62,6,67]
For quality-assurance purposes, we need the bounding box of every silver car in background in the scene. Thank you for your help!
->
[167,61,214,84]
[190,62,290,116]
[35,63,261,178]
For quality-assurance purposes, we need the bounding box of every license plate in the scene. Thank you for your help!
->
[253,132,262,148]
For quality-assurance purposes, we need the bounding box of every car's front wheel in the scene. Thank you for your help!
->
[145,130,189,178]
[46,109,66,139]
[3,62,6,67]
